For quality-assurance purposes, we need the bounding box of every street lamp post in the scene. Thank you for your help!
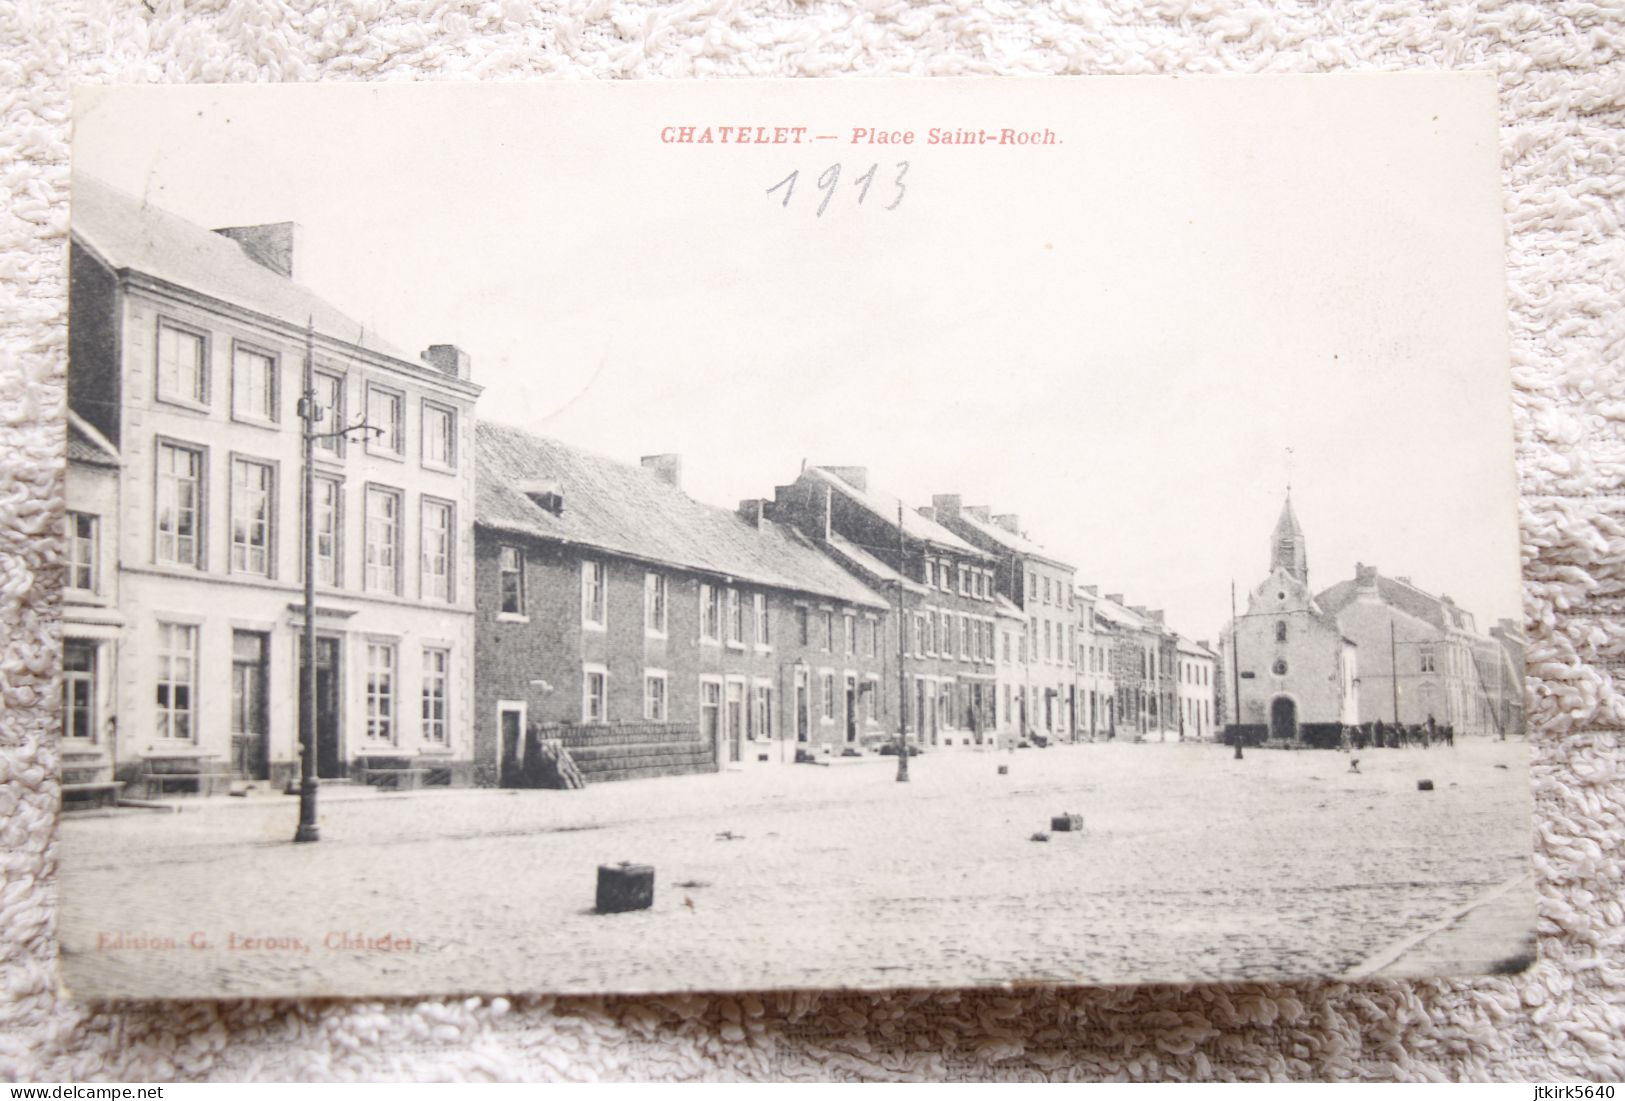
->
[894,503,909,782]
[293,319,381,844]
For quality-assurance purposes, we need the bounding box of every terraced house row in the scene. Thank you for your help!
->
[62,179,1218,799]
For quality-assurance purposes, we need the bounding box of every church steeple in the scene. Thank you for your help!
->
[1270,493,1308,585]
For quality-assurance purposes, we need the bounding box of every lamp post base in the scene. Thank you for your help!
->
[293,823,321,843]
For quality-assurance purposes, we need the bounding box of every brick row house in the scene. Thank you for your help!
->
[932,496,1080,742]
[67,176,482,792]
[473,423,895,784]
[769,468,1002,749]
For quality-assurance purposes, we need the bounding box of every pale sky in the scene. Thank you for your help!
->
[73,76,1523,641]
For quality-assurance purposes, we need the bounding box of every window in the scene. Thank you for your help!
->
[156,320,207,406]
[822,672,835,720]
[312,372,344,456]
[753,684,772,739]
[364,487,402,593]
[924,612,936,655]
[66,511,97,592]
[1043,577,1052,604]
[311,476,341,587]
[939,562,952,592]
[959,616,969,659]
[922,560,934,586]
[582,561,606,628]
[63,640,96,741]
[701,583,722,641]
[365,642,397,743]
[727,589,744,645]
[1420,647,1436,674]
[155,623,197,740]
[645,572,667,635]
[422,402,456,469]
[155,442,204,568]
[499,545,525,615]
[1004,632,1012,663]
[1044,621,1053,662]
[822,609,834,652]
[699,679,722,742]
[940,611,952,655]
[365,385,404,457]
[1275,620,1288,643]
[958,565,969,595]
[644,672,668,721]
[421,498,453,602]
[869,619,880,657]
[844,613,856,655]
[754,593,770,647]
[231,345,276,422]
[1028,574,1038,601]
[229,458,274,576]
[421,648,449,744]
[1068,626,1076,665]
[583,668,607,722]
[864,678,878,721]
[795,604,809,646]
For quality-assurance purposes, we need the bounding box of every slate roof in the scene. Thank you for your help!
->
[66,412,119,468]
[477,421,889,609]
[1316,574,1472,633]
[804,467,986,557]
[821,532,929,596]
[71,174,420,366]
[950,509,1074,570]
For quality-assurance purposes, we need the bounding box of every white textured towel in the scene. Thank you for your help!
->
[2,0,1622,1081]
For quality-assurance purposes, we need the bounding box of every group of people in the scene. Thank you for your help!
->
[1342,716,1455,751]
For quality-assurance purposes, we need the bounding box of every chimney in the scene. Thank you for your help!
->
[823,466,868,492]
[422,344,472,380]
[917,506,937,523]
[932,494,962,520]
[1131,605,1148,617]
[1396,576,1412,586]
[1355,562,1379,589]
[1148,610,1165,625]
[966,505,991,522]
[214,222,298,278]
[1107,593,1124,604]
[1198,639,1209,650]
[737,499,766,529]
[641,454,682,489]
[994,513,1021,534]
[1081,585,1098,596]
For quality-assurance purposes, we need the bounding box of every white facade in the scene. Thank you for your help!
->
[70,179,481,787]
[1175,637,1217,742]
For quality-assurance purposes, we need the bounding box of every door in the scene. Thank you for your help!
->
[231,631,269,780]
[794,669,810,743]
[701,681,723,768]
[299,636,343,779]
[844,676,857,743]
[498,706,525,787]
[725,681,745,764]
[1270,696,1298,742]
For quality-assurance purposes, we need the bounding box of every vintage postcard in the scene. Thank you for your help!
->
[58,75,1533,999]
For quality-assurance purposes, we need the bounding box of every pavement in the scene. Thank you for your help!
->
[56,737,1537,999]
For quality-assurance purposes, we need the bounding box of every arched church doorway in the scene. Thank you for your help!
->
[1269,696,1298,742]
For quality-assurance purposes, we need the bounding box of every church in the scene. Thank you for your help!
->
[1219,497,1360,746]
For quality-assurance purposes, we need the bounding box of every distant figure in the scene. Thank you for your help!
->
[1349,758,1360,773]
[1374,718,1386,749]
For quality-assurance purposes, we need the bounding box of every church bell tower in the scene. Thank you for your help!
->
[1271,494,1308,587]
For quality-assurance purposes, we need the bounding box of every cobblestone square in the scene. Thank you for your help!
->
[57,739,1535,999]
